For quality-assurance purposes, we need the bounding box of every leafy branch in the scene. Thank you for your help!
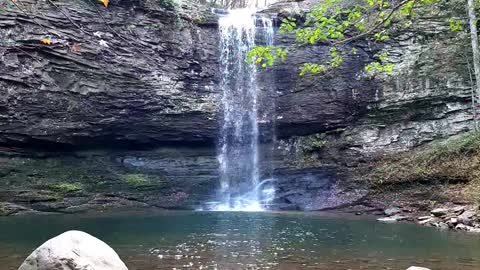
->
[248,0,437,76]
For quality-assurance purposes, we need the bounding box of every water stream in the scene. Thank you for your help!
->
[208,9,275,211]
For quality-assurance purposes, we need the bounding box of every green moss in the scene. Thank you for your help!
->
[122,174,150,186]
[301,133,328,152]
[370,131,480,201]
[0,206,7,216]
[48,183,83,194]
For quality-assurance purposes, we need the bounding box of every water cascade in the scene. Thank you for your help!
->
[208,9,275,211]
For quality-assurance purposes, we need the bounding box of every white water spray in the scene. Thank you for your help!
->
[207,9,274,211]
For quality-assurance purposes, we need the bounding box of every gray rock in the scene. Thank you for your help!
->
[457,210,477,225]
[384,207,402,216]
[433,222,449,230]
[418,217,436,225]
[448,217,459,226]
[18,230,128,270]
[455,223,473,231]
[431,208,450,217]
[378,215,409,223]
[452,205,466,213]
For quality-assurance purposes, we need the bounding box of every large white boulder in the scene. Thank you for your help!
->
[18,230,128,270]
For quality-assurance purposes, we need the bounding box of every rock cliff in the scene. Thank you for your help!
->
[0,0,475,213]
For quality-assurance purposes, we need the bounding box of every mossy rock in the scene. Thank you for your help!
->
[122,174,150,186]
[48,183,84,195]
[121,174,169,191]
[0,206,7,216]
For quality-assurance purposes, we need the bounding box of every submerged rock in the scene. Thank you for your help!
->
[18,230,128,270]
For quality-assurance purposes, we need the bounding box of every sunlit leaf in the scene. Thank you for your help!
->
[99,0,109,7]
[40,38,51,45]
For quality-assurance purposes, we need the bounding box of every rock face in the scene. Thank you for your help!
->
[0,0,219,147]
[18,230,127,270]
[0,0,475,212]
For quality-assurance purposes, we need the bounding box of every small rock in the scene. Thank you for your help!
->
[455,223,473,231]
[377,217,398,223]
[377,215,409,223]
[433,222,449,229]
[417,216,432,221]
[468,228,480,233]
[452,205,466,213]
[431,208,449,217]
[406,267,431,270]
[384,207,402,216]
[418,218,435,225]
[448,217,458,226]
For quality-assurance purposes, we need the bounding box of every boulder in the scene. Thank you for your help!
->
[18,230,128,270]
[455,223,473,231]
[384,207,402,216]
[457,210,477,225]
[406,267,431,270]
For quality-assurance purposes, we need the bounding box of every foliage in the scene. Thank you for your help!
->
[370,131,480,201]
[246,46,287,68]
[99,0,109,7]
[248,0,438,75]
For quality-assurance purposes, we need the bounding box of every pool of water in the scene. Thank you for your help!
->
[1,210,480,270]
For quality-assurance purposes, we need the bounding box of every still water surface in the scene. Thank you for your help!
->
[0,210,479,269]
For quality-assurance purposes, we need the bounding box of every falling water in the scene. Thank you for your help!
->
[208,9,274,211]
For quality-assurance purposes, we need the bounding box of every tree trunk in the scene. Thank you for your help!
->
[467,0,480,127]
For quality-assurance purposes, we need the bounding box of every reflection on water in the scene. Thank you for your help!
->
[1,211,480,269]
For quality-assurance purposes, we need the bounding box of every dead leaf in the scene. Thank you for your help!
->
[99,0,108,7]
[40,38,51,45]
[71,43,81,52]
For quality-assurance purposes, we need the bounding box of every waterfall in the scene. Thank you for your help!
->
[208,9,274,211]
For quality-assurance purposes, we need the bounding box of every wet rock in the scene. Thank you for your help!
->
[18,230,128,270]
[384,207,402,216]
[452,205,466,213]
[447,217,459,227]
[455,223,472,231]
[457,210,477,225]
[377,215,409,223]
[433,222,449,230]
[431,208,450,217]
[417,216,432,221]
[418,218,435,225]
[0,202,30,216]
